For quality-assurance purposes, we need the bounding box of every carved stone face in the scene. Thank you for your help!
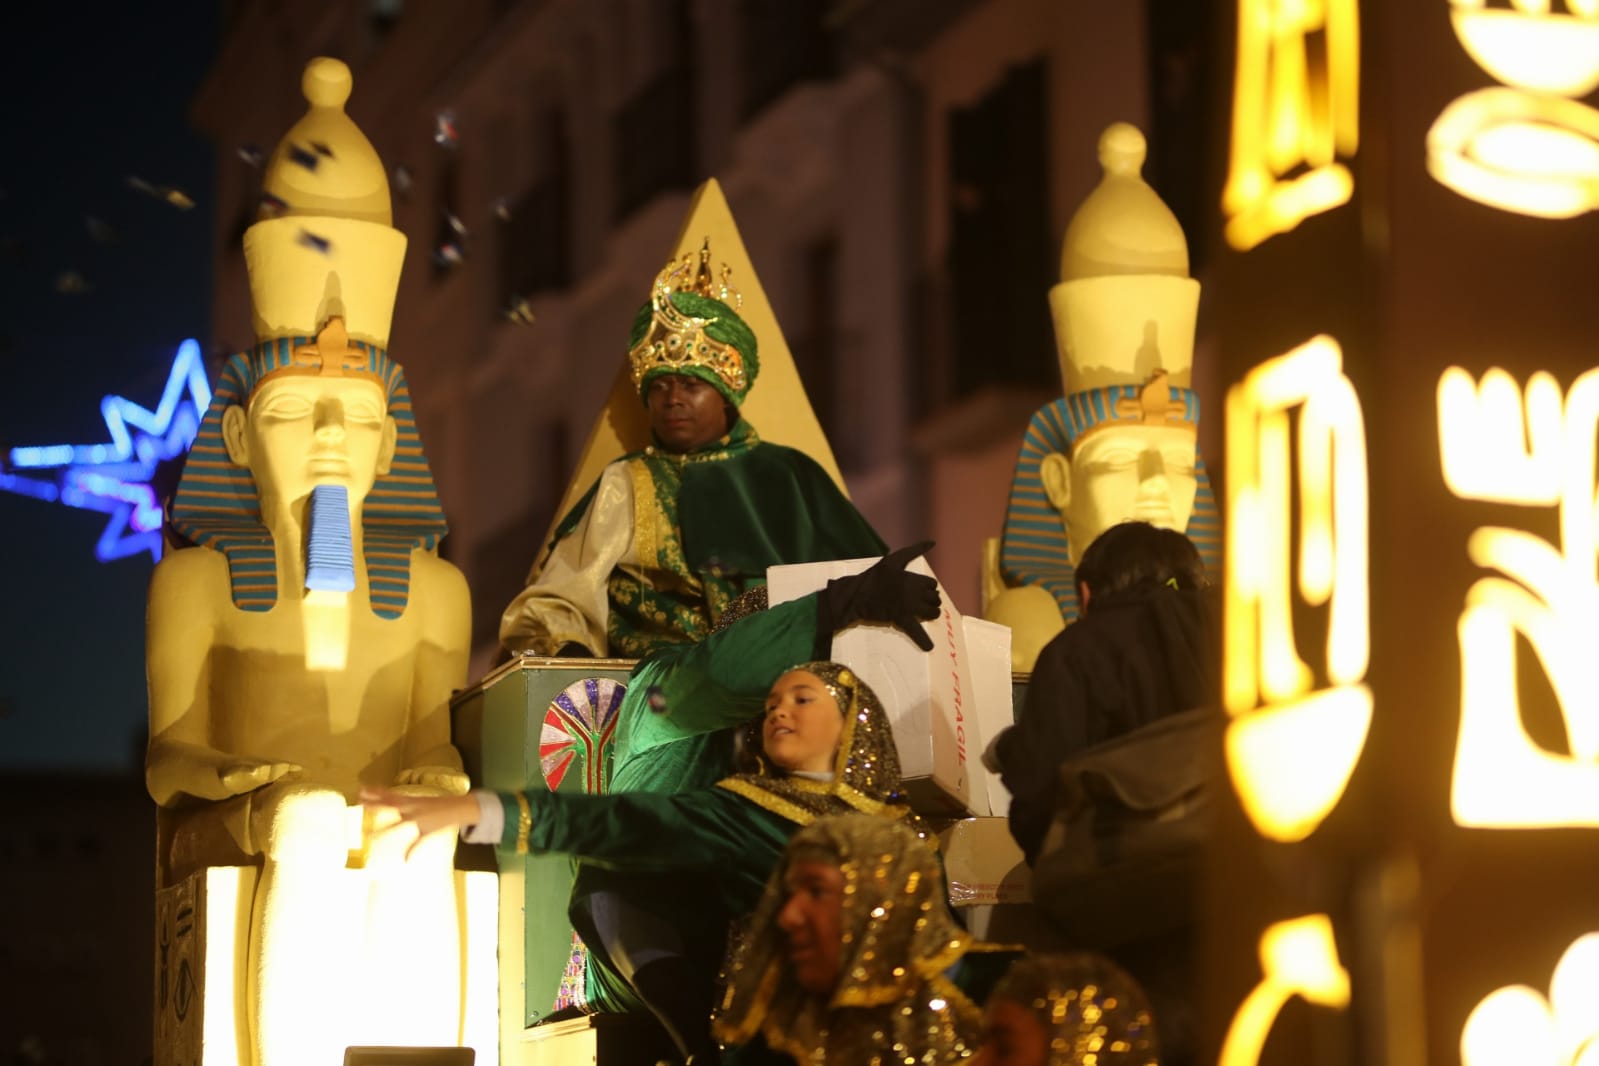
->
[1042,423,1199,566]
[222,375,397,511]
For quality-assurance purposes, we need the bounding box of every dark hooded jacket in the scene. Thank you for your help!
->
[995,584,1219,864]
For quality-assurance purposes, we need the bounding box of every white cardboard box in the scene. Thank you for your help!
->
[767,557,1014,817]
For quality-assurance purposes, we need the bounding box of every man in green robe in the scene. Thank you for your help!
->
[499,241,886,659]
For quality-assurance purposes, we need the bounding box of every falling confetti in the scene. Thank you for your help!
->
[297,229,333,255]
[392,164,414,199]
[54,271,91,294]
[287,143,321,171]
[83,216,120,244]
[434,240,464,268]
[504,297,535,325]
[236,144,263,168]
[493,196,512,222]
[646,687,668,714]
[434,110,459,149]
[259,191,289,217]
[127,175,195,210]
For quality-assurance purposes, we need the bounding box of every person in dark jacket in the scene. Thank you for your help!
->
[988,521,1218,866]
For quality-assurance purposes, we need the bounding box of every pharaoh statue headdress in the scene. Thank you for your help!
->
[169,58,445,619]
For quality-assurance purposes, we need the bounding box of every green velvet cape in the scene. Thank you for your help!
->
[549,419,884,658]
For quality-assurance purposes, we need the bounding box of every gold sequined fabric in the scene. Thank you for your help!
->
[715,813,981,1064]
[993,953,1160,1065]
[715,660,927,831]
[711,584,769,633]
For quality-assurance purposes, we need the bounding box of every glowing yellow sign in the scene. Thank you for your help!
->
[1220,914,1351,1066]
[1462,932,1599,1066]
[1438,366,1599,828]
[1429,1,1599,217]
[1222,0,1361,250]
[1225,336,1371,843]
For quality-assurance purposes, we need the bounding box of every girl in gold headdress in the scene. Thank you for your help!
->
[366,656,926,1063]
[715,812,988,1064]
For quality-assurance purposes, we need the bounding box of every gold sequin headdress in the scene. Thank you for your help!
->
[628,238,759,404]
[991,952,1160,1065]
[715,813,981,1063]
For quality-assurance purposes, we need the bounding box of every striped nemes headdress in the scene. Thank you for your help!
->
[999,375,1220,622]
[169,327,447,619]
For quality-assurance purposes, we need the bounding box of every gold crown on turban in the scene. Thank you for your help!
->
[627,239,753,401]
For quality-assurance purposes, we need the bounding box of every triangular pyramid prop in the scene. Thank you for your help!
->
[543,179,848,550]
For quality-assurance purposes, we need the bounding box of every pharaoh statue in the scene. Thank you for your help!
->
[984,122,1220,671]
[147,58,481,1064]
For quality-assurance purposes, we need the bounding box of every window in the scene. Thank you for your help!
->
[946,59,1054,397]
[612,1,697,221]
[790,238,845,463]
[1146,0,1217,275]
[739,0,836,120]
[498,106,572,306]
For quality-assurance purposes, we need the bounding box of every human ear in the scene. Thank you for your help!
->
[221,405,249,467]
[1040,451,1071,513]
[376,416,398,476]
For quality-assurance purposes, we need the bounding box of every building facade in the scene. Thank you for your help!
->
[190,0,1211,668]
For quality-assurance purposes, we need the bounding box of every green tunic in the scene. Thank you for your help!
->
[609,594,821,796]
[496,786,796,921]
[550,418,885,658]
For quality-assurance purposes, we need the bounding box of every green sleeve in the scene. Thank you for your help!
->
[496,787,794,905]
[615,593,821,759]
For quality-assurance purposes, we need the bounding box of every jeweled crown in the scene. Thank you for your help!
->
[628,239,749,397]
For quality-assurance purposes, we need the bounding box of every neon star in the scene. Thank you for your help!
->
[1,338,211,562]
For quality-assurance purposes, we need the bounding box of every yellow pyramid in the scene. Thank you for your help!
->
[545,179,847,544]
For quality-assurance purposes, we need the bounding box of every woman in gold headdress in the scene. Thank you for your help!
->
[971,953,1159,1066]
[365,658,924,1063]
[715,813,985,1064]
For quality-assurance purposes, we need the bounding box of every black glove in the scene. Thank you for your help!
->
[815,541,941,652]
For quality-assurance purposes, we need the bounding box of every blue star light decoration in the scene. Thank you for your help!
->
[0,338,211,562]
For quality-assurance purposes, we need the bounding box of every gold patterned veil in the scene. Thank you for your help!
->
[990,953,1160,1065]
[715,660,916,826]
[714,813,981,1064]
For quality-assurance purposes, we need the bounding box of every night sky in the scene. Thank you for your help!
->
[0,5,218,771]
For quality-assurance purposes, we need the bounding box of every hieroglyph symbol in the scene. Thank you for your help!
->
[1438,366,1599,828]
[1224,335,1371,843]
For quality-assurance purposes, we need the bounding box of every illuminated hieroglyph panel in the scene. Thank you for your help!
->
[1428,1,1599,217]
[1225,336,1371,843]
[1461,932,1599,1066]
[1219,914,1352,1066]
[1438,366,1599,828]
[1222,0,1361,250]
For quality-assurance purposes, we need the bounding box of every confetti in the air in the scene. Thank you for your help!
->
[504,297,535,326]
[259,191,289,217]
[433,110,459,149]
[287,143,321,171]
[127,175,195,210]
[646,687,668,714]
[296,229,333,256]
[84,216,120,245]
[443,210,468,239]
[434,240,464,268]
[54,271,91,294]
[493,196,512,223]
[392,164,414,198]
[236,144,263,168]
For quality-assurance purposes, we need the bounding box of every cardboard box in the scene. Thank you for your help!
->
[935,816,1039,943]
[767,557,1014,817]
